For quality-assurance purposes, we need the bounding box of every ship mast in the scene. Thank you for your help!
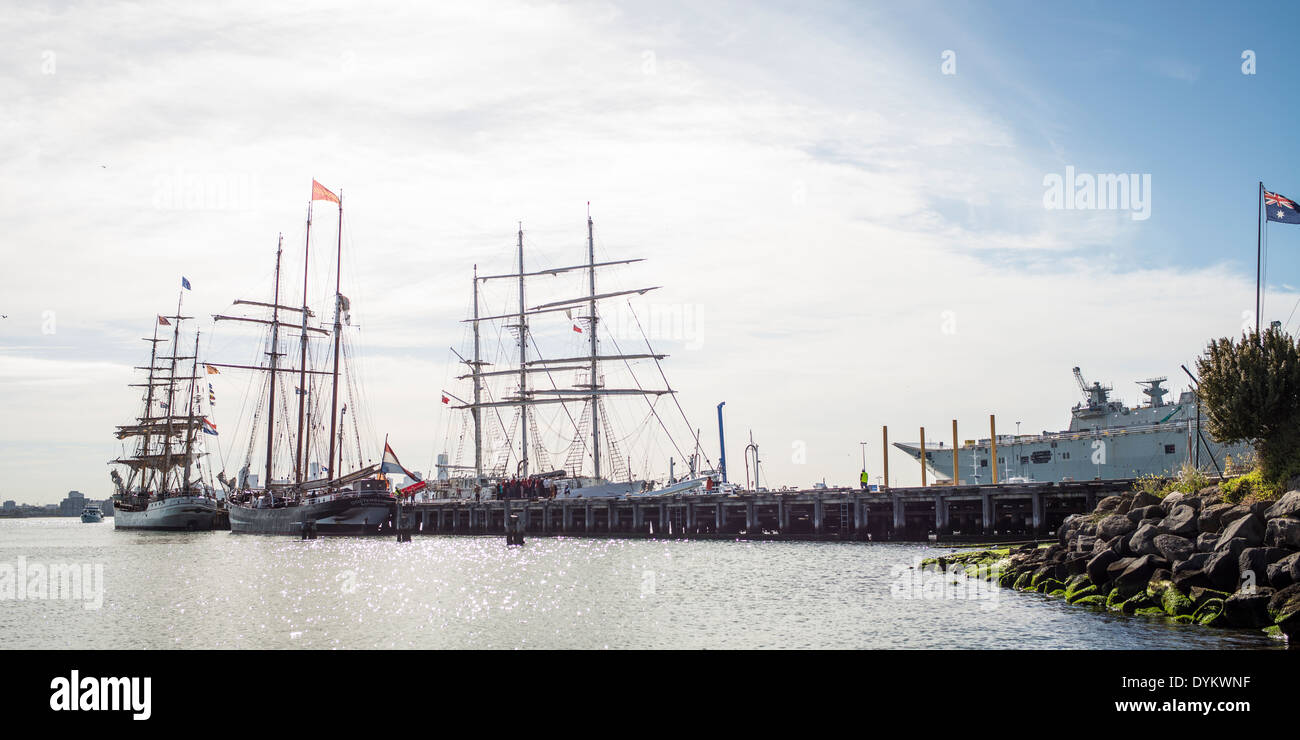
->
[587,209,601,479]
[294,202,312,484]
[181,329,201,492]
[159,285,187,493]
[136,321,163,493]
[265,234,284,492]
[472,265,483,482]
[453,212,673,483]
[326,192,344,484]
[517,223,529,477]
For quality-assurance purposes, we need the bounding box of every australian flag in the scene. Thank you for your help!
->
[1265,190,1300,224]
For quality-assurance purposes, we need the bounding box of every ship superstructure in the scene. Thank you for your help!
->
[894,367,1253,484]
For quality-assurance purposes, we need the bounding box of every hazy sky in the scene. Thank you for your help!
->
[3,1,1300,503]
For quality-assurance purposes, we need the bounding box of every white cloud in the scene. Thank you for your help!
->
[0,1,1265,501]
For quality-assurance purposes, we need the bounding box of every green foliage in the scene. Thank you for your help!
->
[1133,473,1167,497]
[1196,326,1300,486]
[1219,468,1281,503]
[1130,462,1210,498]
[1168,460,1211,495]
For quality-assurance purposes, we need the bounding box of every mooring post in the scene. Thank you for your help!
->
[990,414,999,485]
[1031,489,1044,537]
[981,493,993,536]
[952,419,959,484]
[892,494,904,538]
[746,501,756,532]
[814,494,824,535]
[715,502,724,532]
[882,425,890,490]
[934,494,947,535]
[919,427,927,487]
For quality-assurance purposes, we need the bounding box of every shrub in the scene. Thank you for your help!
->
[1168,460,1211,495]
[1133,473,1167,497]
[1196,326,1300,487]
[1219,468,1281,503]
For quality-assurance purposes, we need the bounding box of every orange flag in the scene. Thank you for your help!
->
[311,179,339,203]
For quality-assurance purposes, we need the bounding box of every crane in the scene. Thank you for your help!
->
[1072,367,1111,408]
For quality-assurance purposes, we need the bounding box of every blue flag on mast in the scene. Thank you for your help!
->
[182,277,192,290]
[1265,190,1300,224]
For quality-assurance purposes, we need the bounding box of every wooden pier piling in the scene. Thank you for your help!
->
[402,478,1135,543]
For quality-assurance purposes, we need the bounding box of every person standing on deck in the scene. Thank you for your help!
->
[860,469,869,491]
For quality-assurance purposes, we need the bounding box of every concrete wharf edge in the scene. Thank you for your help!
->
[395,479,1137,542]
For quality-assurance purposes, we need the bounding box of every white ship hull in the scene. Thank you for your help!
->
[113,496,223,531]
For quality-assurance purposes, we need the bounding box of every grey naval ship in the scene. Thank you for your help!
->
[894,367,1254,484]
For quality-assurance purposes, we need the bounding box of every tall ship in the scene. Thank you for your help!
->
[110,284,225,530]
[212,181,395,535]
[894,367,1254,484]
[424,210,720,501]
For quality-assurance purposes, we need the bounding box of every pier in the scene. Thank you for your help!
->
[398,479,1136,542]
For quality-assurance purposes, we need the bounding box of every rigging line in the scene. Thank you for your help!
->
[203,321,230,477]
[611,303,691,466]
[432,348,459,482]
[347,345,366,468]
[1284,291,1300,335]
[481,381,518,473]
[527,331,589,460]
[627,299,712,469]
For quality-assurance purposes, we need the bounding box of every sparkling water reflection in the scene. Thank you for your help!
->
[0,518,1282,649]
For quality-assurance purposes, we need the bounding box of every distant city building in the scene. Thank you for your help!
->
[59,490,87,516]
[2,500,14,511]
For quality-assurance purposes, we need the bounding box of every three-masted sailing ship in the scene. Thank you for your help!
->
[110,282,225,530]
[434,211,717,499]
[213,181,395,535]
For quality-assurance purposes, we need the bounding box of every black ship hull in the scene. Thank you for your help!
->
[227,492,394,536]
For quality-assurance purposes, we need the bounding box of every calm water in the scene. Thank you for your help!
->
[0,518,1283,649]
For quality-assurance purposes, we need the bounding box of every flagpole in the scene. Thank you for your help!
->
[1257,180,1263,337]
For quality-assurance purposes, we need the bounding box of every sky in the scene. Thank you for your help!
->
[2,0,1300,503]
